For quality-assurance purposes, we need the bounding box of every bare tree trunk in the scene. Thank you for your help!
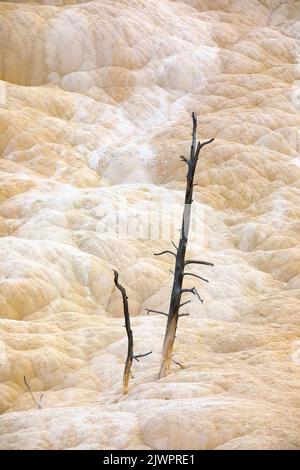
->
[113,270,133,394]
[159,113,214,378]
[113,270,152,394]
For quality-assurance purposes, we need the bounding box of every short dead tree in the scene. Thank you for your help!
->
[113,270,152,394]
[148,112,214,378]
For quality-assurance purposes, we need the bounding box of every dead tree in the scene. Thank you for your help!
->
[24,376,43,409]
[153,113,214,378]
[113,270,152,394]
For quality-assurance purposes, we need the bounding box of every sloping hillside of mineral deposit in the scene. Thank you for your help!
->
[0,0,300,450]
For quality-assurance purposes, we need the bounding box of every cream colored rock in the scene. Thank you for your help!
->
[0,0,300,450]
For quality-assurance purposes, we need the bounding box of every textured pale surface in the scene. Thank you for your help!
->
[1,0,300,450]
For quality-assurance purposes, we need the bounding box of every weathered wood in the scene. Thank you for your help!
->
[113,270,152,394]
[159,113,214,378]
[133,351,153,362]
[113,270,133,394]
[154,250,177,258]
[183,272,209,282]
[184,260,214,267]
[146,308,168,317]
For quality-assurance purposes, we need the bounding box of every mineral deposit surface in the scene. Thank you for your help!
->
[0,0,300,450]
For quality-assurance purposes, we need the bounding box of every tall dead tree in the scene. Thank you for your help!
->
[152,113,214,378]
[113,270,152,394]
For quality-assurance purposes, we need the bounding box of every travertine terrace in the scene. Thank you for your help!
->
[0,0,300,449]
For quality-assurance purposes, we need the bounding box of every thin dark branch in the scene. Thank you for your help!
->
[172,359,185,369]
[179,313,190,317]
[181,287,204,303]
[179,300,191,308]
[24,376,42,409]
[194,287,204,303]
[184,260,214,267]
[154,250,176,258]
[183,272,209,282]
[200,138,214,149]
[171,241,178,251]
[169,269,174,275]
[146,308,168,317]
[181,288,195,295]
[133,351,152,362]
[180,155,190,165]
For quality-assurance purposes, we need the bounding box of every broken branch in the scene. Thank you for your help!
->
[193,287,204,303]
[183,272,209,282]
[200,137,214,149]
[171,241,178,251]
[184,260,214,267]
[179,300,191,308]
[146,308,168,317]
[133,351,152,362]
[180,155,190,165]
[173,359,185,369]
[181,287,204,303]
[23,376,43,409]
[154,250,177,258]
